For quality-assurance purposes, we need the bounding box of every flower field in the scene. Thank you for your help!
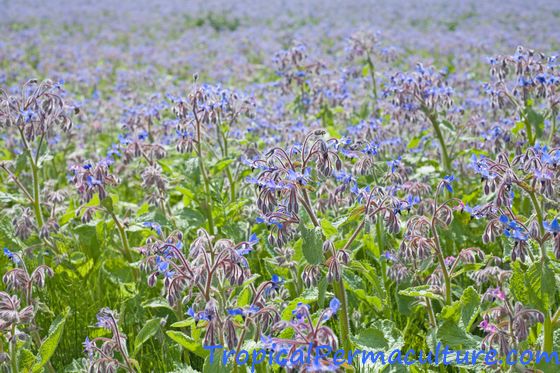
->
[1,0,560,371]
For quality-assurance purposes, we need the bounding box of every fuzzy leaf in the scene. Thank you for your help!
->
[526,261,556,311]
[299,223,323,265]
[134,318,161,354]
[32,307,69,372]
[399,285,444,301]
[166,331,208,358]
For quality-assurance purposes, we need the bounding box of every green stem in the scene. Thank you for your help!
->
[549,110,557,145]
[425,298,437,327]
[552,307,560,326]
[431,223,452,305]
[11,324,18,373]
[528,191,547,261]
[109,211,132,262]
[430,115,451,173]
[302,192,354,353]
[421,107,451,173]
[366,54,379,113]
[18,128,44,228]
[525,113,535,146]
[30,161,44,229]
[195,118,215,235]
[333,278,351,351]
[543,315,553,354]
[528,191,555,353]
[300,190,320,227]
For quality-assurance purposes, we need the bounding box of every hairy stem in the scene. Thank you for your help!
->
[423,108,452,173]
[109,211,132,262]
[431,222,452,305]
[11,324,18,373]
[194,113,215,235]
[303,191,353,352]
[549,110,557,145]
[366,53,379,113]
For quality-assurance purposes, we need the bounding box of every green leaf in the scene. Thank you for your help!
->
[203,355,228,373]
[351,288,383,312]
[134,318,161,354]
[441,120,455,132]
[211,159,234,175]
[352,320,404,351]
[459,286,480,330]
[142,298,174,311]
[0,215,23,249]
[37,153,53,168]
[100,194,115,212]
[440,286,480,331]
[398,285,444,302]
[526,261,557,311]
[512,121,525,135]
[74,224,100,259]
[237,287,252,307]
[317,277,328,308]
[407,130,428,149]
[171,319,195,328]
[281,297,314,321]
[353,327,388,349]
[32,307,70,373]
[299,223,323,265]
[509,261,528,304]
[166,331,208,358]
[19,348,35,372]
[320,219,337,238]
[437,320,481,349]
[526,107,545,140]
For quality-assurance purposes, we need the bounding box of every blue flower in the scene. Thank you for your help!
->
[3,248,20,264]
[155,256,175,278]
[186,307,195,318]
[286,168,311,185]
[227,308,244,317]
[387,157,402,173]
[21,109,35,123]
[544,219,560,234]
[443,175,455,193]
[138,130,149,141]
[271,274,283,285]
[143,222,162,236]
[383,251,395,261]
[86,175,102,187]
[329,297,340,314]
[362,141,378,156]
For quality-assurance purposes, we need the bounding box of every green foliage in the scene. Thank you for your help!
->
[299,222,324,265]
[32,307,70,372]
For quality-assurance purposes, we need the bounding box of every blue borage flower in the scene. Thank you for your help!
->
[236,233,258,256]
[463,204,486,219]
[499,215,528,241]
[544,218,560,234]
[255,216,283,229]
[470,154,494,179]
[387,156,401,173]
[155,256,175,278]
[442,175,455,193]
[362,141,378,156]
[286,168,311,185]
[3,247,20,264]
[20,109,36,123]
[227,305,260,317]
[143,221,163,236]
